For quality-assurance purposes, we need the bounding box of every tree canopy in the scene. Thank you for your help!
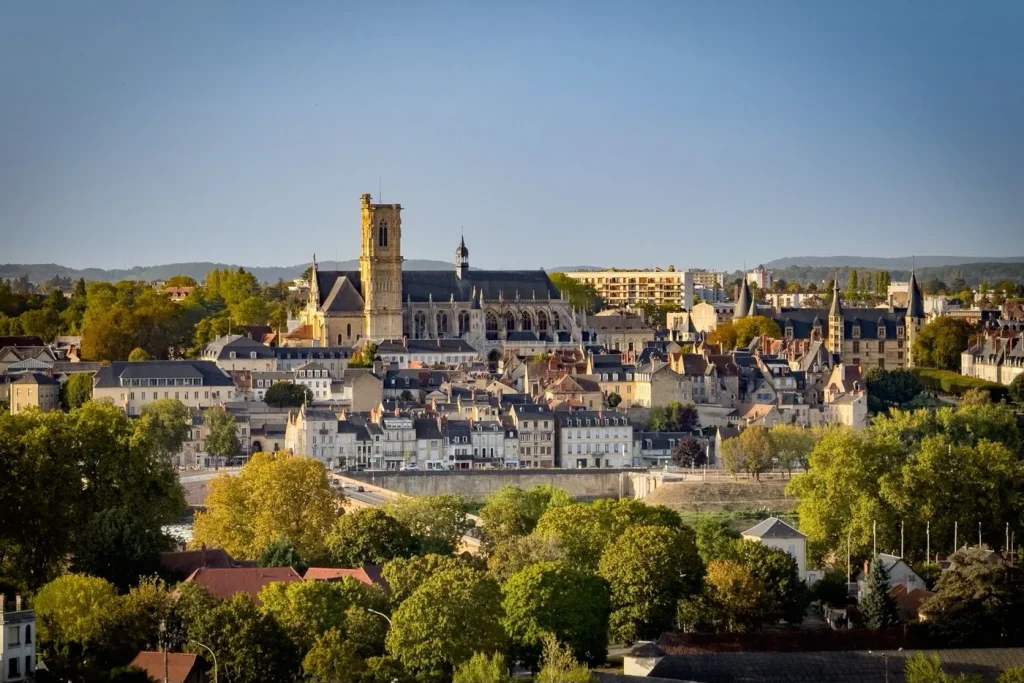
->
[326,508,419,566]
[263,381,312,407]
[912,317,974,371]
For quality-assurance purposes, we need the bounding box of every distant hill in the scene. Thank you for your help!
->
[0,260,456,285]
[549,265,606,272]
[760,255,1024,270]
[729,262,1024,288]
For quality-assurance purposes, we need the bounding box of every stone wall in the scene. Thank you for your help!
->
[343,468,644,501]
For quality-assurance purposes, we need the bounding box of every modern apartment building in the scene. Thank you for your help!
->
[561,267,694,310]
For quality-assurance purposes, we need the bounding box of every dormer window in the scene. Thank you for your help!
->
[878,326,886,339]
[250,352,257,359]
[229,352,236,359]
[897,326,905,338]
[785,325,794,338]
[852,325,861,339]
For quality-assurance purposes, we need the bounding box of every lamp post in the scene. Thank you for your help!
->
[190,640,218,683]
[365,607,393,628]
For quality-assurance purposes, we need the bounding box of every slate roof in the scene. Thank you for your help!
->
[273,347,353,360]
[94,361,235,388]
[907,272,926,319]
[414,418,443,440]
[12,371,58,385]
[316,268,561,307]
[0,336,46,348]
[555,409,629,427]
[204,335,276,360]
[742,516,805,540]
[763,308,906,341]
[377,339,477,354]
[734,279,753,318]
[321,275,365,313]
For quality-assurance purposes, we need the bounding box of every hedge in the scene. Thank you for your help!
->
[911,368,1009,402]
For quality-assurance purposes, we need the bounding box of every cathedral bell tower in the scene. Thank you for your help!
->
[358,193,404,340]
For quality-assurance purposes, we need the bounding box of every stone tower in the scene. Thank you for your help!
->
[905,271,926,367]
[358,193,404,340]
[455,235,469,279]
[827,278,844,355]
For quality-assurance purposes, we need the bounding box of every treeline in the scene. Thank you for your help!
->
[727,263,1024,290]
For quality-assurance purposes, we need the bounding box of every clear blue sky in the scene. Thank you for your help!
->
[2,1,1023,271]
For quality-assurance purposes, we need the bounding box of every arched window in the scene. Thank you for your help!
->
[436,312,448,337]
[458,310,470,336]
[346,323,352,338]
[552,311,561,330]
[485,311,499,339]
[537,310,549,333]
[378,219,389,248]
[505,311,517,332]
[337,334,343,345]
[521,311,533,331]
[413,311,427,339]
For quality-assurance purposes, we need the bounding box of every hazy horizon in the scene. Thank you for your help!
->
[3,1,1023,270]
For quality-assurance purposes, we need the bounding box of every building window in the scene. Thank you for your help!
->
[852,341,860,354]
[378,219,389,247]
[9,658,19,678]
[7,624,20,645]
[878,341,885,353]
[852,325,860,339]
[897,326,905,338]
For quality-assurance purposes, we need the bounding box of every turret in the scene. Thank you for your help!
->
[906,271,926,367]
[827,278,844,354]
[456,235,469,279]
[734,278,754,319]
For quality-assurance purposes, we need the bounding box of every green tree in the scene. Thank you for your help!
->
[60,372,94,410]
[326,508,418,566]
[103,577,174,667]
[127,347,151,362]
[189,593,300,683]
[453,652,513,683]
[863,367,923,411]
[904,653,982,683]
[693,516,741,564]
[847,270,859,298]
[34,574,119,676]
[163,582,217,651]
[203,406,241,462]
[598,525,703,644]
[734,539,808,624]
[677,559,766,633]
[263,381,312,407]
[302,629,366,683]
[671,436,707,467]
[71,507,172,592]
[767,424,816,474]
[387,567,506,678]
[382,554,468,605]
[548,273,605,314]
[192,451,339,560]
[535,635,595,683]
[1000,667,1024,683]
[912,317,974,371]
[534,503,617,571]
[134,398,191,460]
[486,534,566,584]
[1009,374,1024,405]
[348,342,379,368]
[721,425,773,480]
[478,485,572,550]
[259,576,379,652]
[606,392,622,408]
[386,494,472,554]
[860,560,899,629]
[165,275,198,288]
[811,569,851,608]
[502,561,610,668]
[258,538,308,573]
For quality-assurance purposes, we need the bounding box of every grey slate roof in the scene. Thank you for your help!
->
[741,516,805,539]
[13,372,58,385]
[555,410,629,427]
[273,347,353,360]
[734,278,753,319]
[205,335,276,360]
[316,268,561,307]
[907,271,925,319]
[377,339,477,354]
[94,361,235,388]
[321,276,365,313]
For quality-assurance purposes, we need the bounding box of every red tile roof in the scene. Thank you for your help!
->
[161,547,239,580]
[130,652,200,683]
[184,566,302,603]
[303,565,388,590]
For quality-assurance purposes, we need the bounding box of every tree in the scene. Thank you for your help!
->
[263,381,312,407]
[189,593,300,683]
[646,401,699,432]
[847,270,859,298]
[349,342,379,369]
[606,392,622,408]
[386,567,506,678]
[382,554,469,605]
[860,560,899,629]
[103,577,174,667]
[326,508,418,566]
[127,347,151,362]
[694,516,741,564]
[60,372,94,410]
[163,582,217,651]
[671,437,707,467]
[165,275,198,288]
[767,424,816,474]
[535,635,595,683]
[386,494,472,555]
[678,559,765,633]
[811,569,851,608]
[453,652,513,683]
[302,629,366,683]
[598,525,703,644]
[399,389,415,401]
[34,574,119,676]
[193,451,339,560]
[258,538,308,573]
[707,316,783,350]
[922,547,1024,646]
[904,653,982,683]
[1009,374,1024,405]
[863,367,923,411]
[203,407,241,462]
[71,507,172,591]
[502,561,610,668]
[259,576,378,652]
[913,317,974,371]
[533,503,618,571]
[734,539,808,624]
[721,425,773,480]
[1001,668,1024,683]
[478,485,572,550]
[487,534,566,584]
[134,398,190,460]
[548,273,604,314]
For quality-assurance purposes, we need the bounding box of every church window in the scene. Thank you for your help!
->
[521,311,533,331]
[537,310,549,333]
[437,312,448,337]
[337,334,343,345]
[413,311,427,339]
[505,311,517,332]
[378,220,389,247]
[552,311,561,330]
[458,311,470,336]
[346,323,352,338]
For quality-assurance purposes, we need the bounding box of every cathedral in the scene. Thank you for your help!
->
[299,194,584,358]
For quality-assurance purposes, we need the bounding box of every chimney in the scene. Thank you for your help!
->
[0,593,5,613]
[402,336,408,350]
[15,595,22,611]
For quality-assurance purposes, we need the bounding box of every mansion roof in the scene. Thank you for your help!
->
[94,360,235,388]
[760,307,909,340]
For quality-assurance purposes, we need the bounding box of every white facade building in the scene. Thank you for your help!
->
[0,595,35,682]
[555,410,632,469]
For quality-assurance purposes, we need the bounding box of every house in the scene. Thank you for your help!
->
[251,371,294,402]
[0,594,35,682]
[733,402,784,428]
[284,406,345,467]
[129,652,205,683]
[961,320,1024,386]
[202,335,277,372]
[273,346,353,377]
[542,374,604,410]
[183,567,302,603]
[294,361,333,401]
[890,584,935,622]
[858,554,927,600]
[303,565,388,590]
[555,410,632,469]
[8,373,59,415]
[160,547,243,582]
[508,404,555,468]
[633,431,708,468]
[335,369,384,413]
[586,311,656,353]
[414,418,446,470]
[742,517,810,582]
[92,361,237,417]
[375,338,481,369]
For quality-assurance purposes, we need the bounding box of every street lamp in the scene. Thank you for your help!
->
[190,640,218,683]
[365,607,393,628]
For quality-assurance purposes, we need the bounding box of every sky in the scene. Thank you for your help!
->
[2,1,1023,272]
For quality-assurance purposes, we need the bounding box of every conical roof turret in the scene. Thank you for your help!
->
[734,278,753,318]
[829,278,843,318]
[907,271,925,319]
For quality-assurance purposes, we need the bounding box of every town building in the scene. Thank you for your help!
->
[92,361,237,416]
[961,321,1024,386]
[555,410,632,468]
[508,404,555,468]
[633,432,710,468]
[294,361,333,401]
[129,652,204,683]
[586,311,656,353]
[691,269,726,289]
[298,194,585,364]
[250,371,294,401]
[561,267,695,310]
[742,517,809,582]
[8,373,59,415]
[0,594,35,682]
[746,265,772,290]
[375,338,479,368]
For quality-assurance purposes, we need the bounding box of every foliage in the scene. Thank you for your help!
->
[767,424,816,473]
[326,508,419,566]
[678,559,765,633]
[163,582,217,651]
[302,629,366,683]
[264,381,312,407]
[192,451,339,560]
[502,561,611,668]
[165,275,198,287]
[606,392,622,408]
[864,367,923,412]
[1000,667,1024,683]
[904,653,983,683]
[259,576,379,652]
[452,652,513,683]
[646,401,699,432]
[922,547,1024,646]
[533,503,617,571]
[916,562,942,591]
[671,436,707,467]
[386,494,472,555]
[127,347,151,362]
[707,316,782,350]
[487,534,567,584]
[71,507,172,592]
[534,635,595,683]
[913,317,974,371]
[1008,374,1024,405]
[34,573,119,658]
[258,538,308,573]
[598,525,703,644]
[202,406,241,461]
[811,569,851,607]
[60,372,94,410]
[733,539,808,624]
[189,593,300,683]
[478,485,572,550]
[386,567,506,678]
[133,398,191,460]
[721,425,773,480]
[104,577,174,666]
[860,560,899,629]
[694,517,741,564]
[349,342,379,368]
[912,367,1008,401]
[548,273,605,314]
[382,554,468,605]
[0,402,185,591]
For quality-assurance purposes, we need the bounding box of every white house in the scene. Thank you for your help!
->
[1,594,35,682]
[555,410,632,469]
[285,406,342,467]
[741,517,809,583]
[294,361,333,402]
[857,553,926,600]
